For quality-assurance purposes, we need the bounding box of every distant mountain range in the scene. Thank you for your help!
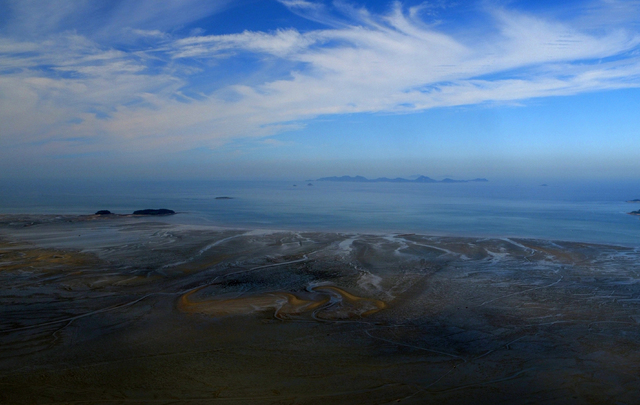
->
[315,175,488,183]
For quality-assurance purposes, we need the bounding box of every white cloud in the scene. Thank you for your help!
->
[278,0,322,10]
[1,0,640,160]
[129,29,169,39]
[1,0,234,38]
[171,29,318,59]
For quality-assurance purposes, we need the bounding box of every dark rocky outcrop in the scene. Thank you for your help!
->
[215,197,233,200]
[95,210,112,215]
[133,209,175,216]
[629,210,640,216]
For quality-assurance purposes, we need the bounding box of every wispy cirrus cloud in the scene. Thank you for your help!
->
[1,0,640,162]
[278,0,323,10]
[1,0,234,38]
[170,29,317,59]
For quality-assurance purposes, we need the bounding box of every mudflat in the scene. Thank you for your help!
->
[1,214,639,404]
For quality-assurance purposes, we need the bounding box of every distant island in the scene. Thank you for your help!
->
[626,199,640,203]
[630,210,640,216]
[315,175,488,183]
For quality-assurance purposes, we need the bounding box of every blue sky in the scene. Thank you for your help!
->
[1,0,640,180]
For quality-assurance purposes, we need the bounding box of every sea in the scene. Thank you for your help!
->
[0,179,639,247]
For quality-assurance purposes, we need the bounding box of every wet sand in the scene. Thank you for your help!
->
[1,214,640,404]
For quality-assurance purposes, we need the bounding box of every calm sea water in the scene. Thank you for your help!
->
[1,179,639,246]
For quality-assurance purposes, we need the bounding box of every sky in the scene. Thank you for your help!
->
[1,0,640,181]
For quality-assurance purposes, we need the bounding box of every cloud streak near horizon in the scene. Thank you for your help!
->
[1,0,640,159]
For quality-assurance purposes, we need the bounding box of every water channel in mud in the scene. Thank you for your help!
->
[1,214,640,404]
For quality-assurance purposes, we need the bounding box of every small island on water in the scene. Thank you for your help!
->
[626,200,640,215]
[316,175,488,183]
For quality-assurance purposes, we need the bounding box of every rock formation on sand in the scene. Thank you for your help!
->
[132,209,175,216]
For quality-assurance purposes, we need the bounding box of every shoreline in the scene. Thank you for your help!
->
[1,212,637,249]
[2,177,639,247]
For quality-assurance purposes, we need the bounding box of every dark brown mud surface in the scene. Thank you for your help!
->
[1,215,639,404]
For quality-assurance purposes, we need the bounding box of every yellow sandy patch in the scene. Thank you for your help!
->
[178,285,385,320]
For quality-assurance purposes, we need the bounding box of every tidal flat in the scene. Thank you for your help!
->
[1,214,639,404]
